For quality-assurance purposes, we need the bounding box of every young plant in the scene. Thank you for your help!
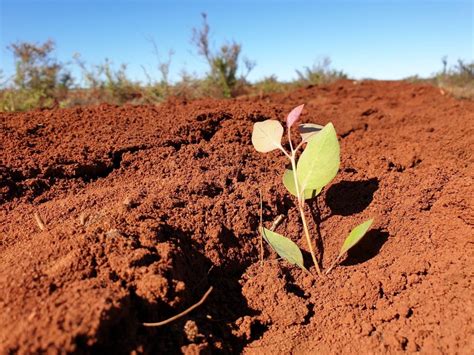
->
[252,104,373,276]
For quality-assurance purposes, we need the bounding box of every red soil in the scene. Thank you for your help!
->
[1,80,473,354]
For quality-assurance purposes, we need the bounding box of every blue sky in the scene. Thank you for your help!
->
[1,0,472,84]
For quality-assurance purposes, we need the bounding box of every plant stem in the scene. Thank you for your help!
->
[289,144,322,277]
[258,189,264,266]
[287,127,295,154]
[298,201,322,276]
[325,255,342,275]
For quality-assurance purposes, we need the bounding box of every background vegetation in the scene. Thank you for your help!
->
[1,15,472,112]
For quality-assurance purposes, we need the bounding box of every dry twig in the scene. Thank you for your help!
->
[143,286,214,327]
[34,212,46,231]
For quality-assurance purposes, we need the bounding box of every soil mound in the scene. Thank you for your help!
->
[1,80,473,353]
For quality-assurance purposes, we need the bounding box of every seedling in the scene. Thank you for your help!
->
[252,104,373,276]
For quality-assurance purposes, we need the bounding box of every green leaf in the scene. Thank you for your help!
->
[296,122,340,191]
[282,169,320,200]
[299,123,324,143]
[251,119,284,153]
[339,219,374,257]
[261,227,305,270]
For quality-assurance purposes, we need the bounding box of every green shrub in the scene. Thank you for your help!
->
[139,40,175,104]
[73,54,140,105]
[252,75,296,96]
[1,40,72,111]
[295,57,347,86]
[435,58,474,99]
[191,13,255,98]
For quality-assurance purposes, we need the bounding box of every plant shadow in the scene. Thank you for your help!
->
[341,229,389,266]
[306,200,325,264]
[325,178,379,216]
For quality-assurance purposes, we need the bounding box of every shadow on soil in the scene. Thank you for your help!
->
[325,178,379,216]
[305,178,382,269]
[341,229,389,266]
[132,267,257,354]
[307,200,325,263]
[88,223,258,353]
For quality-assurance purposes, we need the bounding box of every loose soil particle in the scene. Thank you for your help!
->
[0,80,473,353]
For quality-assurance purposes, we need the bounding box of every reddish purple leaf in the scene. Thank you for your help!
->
[286,104,305,128]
